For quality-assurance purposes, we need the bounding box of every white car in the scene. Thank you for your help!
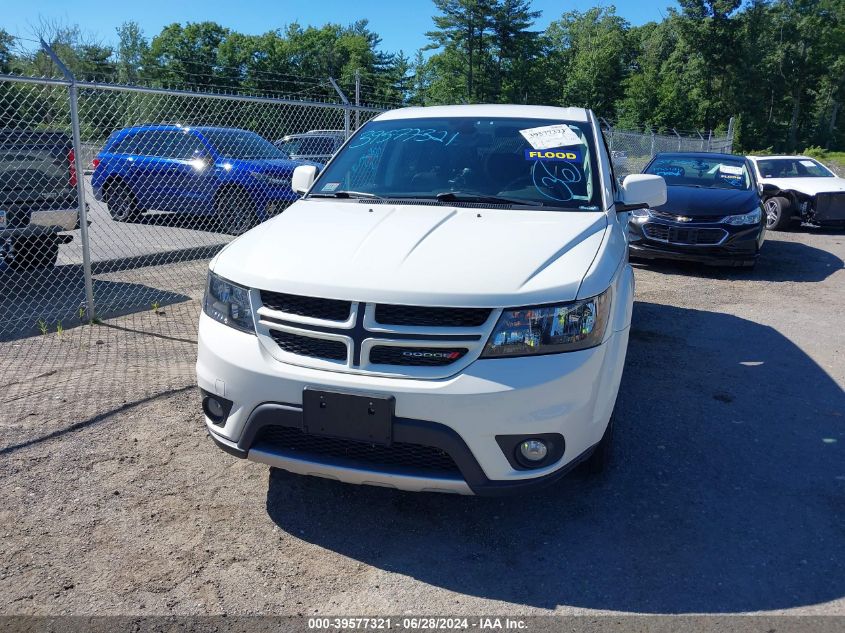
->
[196,104,666,495]
[747,155,845,230]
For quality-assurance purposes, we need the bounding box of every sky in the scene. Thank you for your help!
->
[5,0,679,54]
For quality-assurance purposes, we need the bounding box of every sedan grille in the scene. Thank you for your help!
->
[269,330,346,361]
[255,426,461,475]
[643,223,727,246]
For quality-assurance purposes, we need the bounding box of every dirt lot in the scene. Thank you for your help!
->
[1,229,843,616]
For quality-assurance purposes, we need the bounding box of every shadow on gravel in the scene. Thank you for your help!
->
[632,237,844,283]
[265,301,845,613]
[0,262,190,341]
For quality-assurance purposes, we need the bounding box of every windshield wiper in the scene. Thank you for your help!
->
[310,190,384,199]
[434,191,537,206]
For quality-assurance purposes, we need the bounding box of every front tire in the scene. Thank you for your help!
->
[215,188,256,236]
[765,196,793,231]
[5,235,59,270]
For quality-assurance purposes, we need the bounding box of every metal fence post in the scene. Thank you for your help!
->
[672,128,682,151]
[328,77,351,139]
[41,40,96,321]
[649,127,656,157]
[354,69,361,130]
[726,116,736,153]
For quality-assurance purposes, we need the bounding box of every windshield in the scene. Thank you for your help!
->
[309,117,600,210]
[756,158,834,179]
[198,129,286,160]
[645,155,751,190]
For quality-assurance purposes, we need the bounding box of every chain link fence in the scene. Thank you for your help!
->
[601,120,734,178]
[0,41,734,434]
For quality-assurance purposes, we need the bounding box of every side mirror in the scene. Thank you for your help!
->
[618,174,667,211]
[761,183,779,196]
[292,164,318,195]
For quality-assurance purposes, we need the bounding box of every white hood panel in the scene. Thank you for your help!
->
[213,201,609,307]
[764,177,845,196]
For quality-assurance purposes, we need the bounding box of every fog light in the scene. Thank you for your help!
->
[519,439,548,462]
[206,397,225,419]
[201,390,233,426]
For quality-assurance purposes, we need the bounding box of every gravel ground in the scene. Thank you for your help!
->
[1,229,843,617]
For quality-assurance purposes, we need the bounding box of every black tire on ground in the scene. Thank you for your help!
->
[764,196,793,231]
[583,414,614,475]
[215,187,257,236]
[5,235,59,270]
[105,179,141,223]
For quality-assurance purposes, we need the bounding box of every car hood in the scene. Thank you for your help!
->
[762,177,845,196]
[213,201,609,307]
[656,186,760,216]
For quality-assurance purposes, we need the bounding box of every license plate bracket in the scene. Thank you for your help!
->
[302,388,394,446]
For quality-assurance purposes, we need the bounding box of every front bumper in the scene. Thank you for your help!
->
[628,217,764,266]
[197,313,630,495]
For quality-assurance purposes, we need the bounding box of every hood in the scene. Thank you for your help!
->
[656,186,760,217]
[763,177,845,196]
[213,201,609,307]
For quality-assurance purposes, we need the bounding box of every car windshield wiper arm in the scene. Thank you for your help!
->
[310,190,384,199]
[434,191,537,206]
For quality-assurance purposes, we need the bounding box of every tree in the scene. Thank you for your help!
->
[542,7,630,116]
[115,22,148,84]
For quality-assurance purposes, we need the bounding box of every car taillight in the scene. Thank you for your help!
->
[68,148,77,187]
[91,157,100,169]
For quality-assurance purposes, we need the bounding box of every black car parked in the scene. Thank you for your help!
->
[0,129,78,269]
[628,152,766,267]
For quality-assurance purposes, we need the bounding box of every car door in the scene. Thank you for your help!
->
[154,130,216,214]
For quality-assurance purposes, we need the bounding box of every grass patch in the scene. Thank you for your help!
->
[802,147,845,176]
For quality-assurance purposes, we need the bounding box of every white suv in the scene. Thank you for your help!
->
[197,105,666,495]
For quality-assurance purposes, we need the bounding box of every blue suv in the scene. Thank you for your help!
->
[92,125,316,234]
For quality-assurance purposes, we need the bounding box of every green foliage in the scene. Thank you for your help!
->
[1,0,843,151]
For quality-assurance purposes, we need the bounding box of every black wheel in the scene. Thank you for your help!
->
[584,414,614,475]
[5,235,59,270]
[216,187,257,236]
[764,196,793,231]
[105,180,141,222]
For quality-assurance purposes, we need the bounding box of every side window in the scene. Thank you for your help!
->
[132,131,162,157]
[111,134,138,154]
[169,132,206,160]
[300,137,335,155]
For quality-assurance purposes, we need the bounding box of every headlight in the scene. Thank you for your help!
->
[481,290,611,358]
[203,271,255,333]
[630,208,651,219]
[723,208,762,225]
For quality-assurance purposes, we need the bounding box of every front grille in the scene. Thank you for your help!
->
[369,345,468,366]
[643,223,727,246]
[255,426,462,475]
[269,330,347,361]
[260,291,351,322]
[374,304,491,327]
[649,210,725,223]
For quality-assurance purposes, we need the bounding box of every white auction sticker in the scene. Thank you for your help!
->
[719,164,744,175]
[519,124,583,150]
[800,160,817,167]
